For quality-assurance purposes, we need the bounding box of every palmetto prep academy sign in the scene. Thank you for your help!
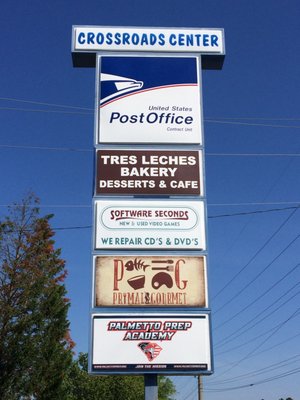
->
[92,313,212,374]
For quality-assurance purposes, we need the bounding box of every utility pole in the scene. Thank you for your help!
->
[198,375,203,400]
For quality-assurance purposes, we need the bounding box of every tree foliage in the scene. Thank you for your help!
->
[63,353,176,400]
[0,195,73,399]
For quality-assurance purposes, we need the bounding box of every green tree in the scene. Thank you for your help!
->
[0,195,74,399]
[63,352,176,399]
[158,375,176,400]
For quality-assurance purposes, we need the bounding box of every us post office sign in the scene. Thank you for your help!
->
[95,149,203,196]
[96,55,203,144]
[91,313,212,374]
[93,254,208,308]
[94,199,206,250]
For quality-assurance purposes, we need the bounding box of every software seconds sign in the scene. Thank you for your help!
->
[95,149,203,196]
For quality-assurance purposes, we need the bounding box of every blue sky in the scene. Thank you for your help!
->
[1,1,300,399]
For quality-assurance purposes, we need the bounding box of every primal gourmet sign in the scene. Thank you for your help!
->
[93,255,207,307]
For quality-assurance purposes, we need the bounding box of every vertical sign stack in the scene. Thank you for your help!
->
[72,26,225,377]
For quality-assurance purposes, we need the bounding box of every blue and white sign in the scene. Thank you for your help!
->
[97,55,203,144]
[72,26,225,54]
[94,199,206,250]
[91,313,212,374]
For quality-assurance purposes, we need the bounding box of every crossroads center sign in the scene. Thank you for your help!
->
[72,26,225,54]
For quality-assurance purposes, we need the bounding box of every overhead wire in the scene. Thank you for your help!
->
[215,287,300,356]
[214,274,300,348]
[211,335,300,387]
[203,367,300,392]
[0,96,93,110]
[1,97,300,130]
[212,207,299,304]
[4,142,300,157]
[213,232,300,329]
[199,345,300,396]
[214,306,300,378]
[205,119,300,129]
[0,106,93,115]
[208,353,300,385]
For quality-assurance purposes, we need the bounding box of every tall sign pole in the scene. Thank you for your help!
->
[72,25,225,398]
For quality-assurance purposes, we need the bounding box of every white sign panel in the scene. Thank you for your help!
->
[94,199,206,250]
[73,26,225,54]
[91,313,212,374]
[97,55,203,144]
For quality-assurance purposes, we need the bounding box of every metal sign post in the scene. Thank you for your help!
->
[145,374,158,400]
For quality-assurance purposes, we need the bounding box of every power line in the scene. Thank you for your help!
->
[213,307,300,380]
[0,97,93,110]
[2,98,300,123]
[1,100,300,130]
[209,201,300,206]
[215,283,300,354]
[0,144,93,152]
[3,142,300,158]
[204,367,300,392]
[0,204,91,208]
[205,119,300,129]
[214,276,300,349]
[208,353,300,386]
[208,205,300,218]
[210,331,300,385]
[53,225,91,231]
[0,106,93,115]
[232,306,300,369]
[206,117,300,121]
[213,233,300,318]
[207,152,300,156]
[212,207,299,302]
[1,202,300,210]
